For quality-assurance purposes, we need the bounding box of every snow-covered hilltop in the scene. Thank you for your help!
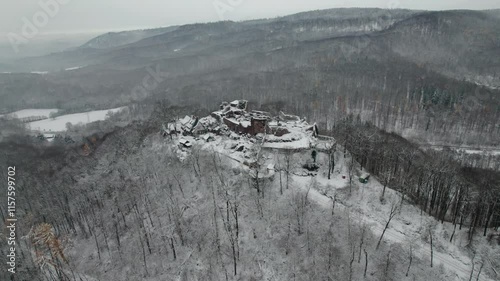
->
[157,101,498,281]
[162,100,323,160]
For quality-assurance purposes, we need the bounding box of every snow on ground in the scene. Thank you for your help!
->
[459,149,500,156]
[305,183,494,281]
[65,66,84,71]
[158,101,497,280]
[43,134,56,141]
[263,120,317,149]
[424,146,500,157]
[163,124,496,280]
[171,132,260,165]
[289,152,495,281]
[202,133,494,280]
[28,107,126,132]
[0,108,59,119]
[30,71,49,75]
[262,137,312,149]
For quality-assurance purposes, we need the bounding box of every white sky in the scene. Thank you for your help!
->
[0,0,498,35]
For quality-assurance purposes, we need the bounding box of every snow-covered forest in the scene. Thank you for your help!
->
[0,102,499,281]
[0,5,499,281]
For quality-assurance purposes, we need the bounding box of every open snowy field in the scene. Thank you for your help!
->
[28,107,126,132]
[423,145,500,157]
[0,108,60,119]
[460,149,500,156]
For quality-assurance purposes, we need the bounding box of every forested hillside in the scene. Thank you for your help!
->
[1,5,499,281]
[0,8,498,146]
[3,104,498,281]
[331,116,500,240]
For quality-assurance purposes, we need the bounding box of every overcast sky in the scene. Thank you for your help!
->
[0,0,498,35]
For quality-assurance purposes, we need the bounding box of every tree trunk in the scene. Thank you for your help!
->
[450,223,457,243]
[429,229,434,268]
[363,249,368,278]
[406,245,413,276]
[476,262,484,281]
[349,247,355,281]
[468,261,475,281]
[170,238,176,260]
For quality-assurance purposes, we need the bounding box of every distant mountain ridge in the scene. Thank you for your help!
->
[78,8,419,51]
[0,8,498,146]
[4,9,499,86]
[81,26,179,49]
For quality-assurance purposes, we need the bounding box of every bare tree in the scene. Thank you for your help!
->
[349,246,355,281]
[383,249,392,280]
[275,151,283,195]
[429,229,434,267]
[476,261,484,281]
[468,255,476,281]
[406,242,414,276]
[218,196,240,276]
[328,194,337,217]
[284,150,293,190]
[376,202,399,250]
[380,170,393,200]
[347,156,356,195]
[358,224,367,263]
[291,186,310,235]
[363,249,368,278]
[327,140,337,180]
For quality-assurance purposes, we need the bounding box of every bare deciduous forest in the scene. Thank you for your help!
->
[0,6,499,281]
